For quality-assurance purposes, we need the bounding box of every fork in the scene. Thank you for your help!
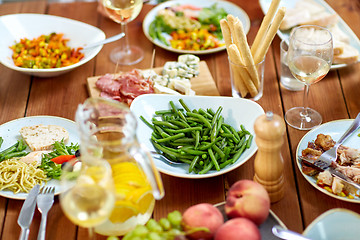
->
[313,113,360,170]
[36,186,55,240]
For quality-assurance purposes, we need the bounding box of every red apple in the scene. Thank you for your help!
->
[225,179,270,225]
[214,217,261,240]
[182,203,224,240]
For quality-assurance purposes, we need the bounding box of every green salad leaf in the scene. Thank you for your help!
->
[39,140,79,180]
[198,4,227,39]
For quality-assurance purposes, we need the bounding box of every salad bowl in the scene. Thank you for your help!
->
[142,0,250,54]
[0,14,105,77]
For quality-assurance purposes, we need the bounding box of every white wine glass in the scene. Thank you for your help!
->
[102,0,144,65]
[285,25,333,130]
[59,158,115,239]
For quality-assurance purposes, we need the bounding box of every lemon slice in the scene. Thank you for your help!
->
[108,201,139,223]
[136,191,154,214]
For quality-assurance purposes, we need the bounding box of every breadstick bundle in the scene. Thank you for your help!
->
[220,0,285,99]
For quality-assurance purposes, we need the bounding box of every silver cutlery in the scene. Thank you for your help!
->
[151,151,186,165]
[299,113,360,190]
[36,186,55,240]
[272,225,311,240]
[307,113,360,171]
[17,185,40,240]
[82,32,125,50]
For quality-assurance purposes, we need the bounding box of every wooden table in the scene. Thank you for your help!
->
[1,0,359,239]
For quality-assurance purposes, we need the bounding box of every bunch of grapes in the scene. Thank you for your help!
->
[121,211,187,240]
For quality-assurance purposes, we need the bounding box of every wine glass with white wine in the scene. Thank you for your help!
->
[102,0,144,65]
[285,25,333,130]
[59,158,115,239]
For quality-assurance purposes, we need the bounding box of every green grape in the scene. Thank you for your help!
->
[132,225,149,236]
[106,237,119,240]
[167,211,182,228]
[146,219,163,232]
[159,218,171,231]
[148,232,163,240]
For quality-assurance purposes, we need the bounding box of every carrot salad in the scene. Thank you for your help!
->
[10,33,84,69]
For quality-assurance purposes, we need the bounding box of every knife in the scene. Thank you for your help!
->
[17,184,40,240]
[299,156,360,191]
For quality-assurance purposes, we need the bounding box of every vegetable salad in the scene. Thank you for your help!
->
[10,32,84,69]
[149,4,227,51]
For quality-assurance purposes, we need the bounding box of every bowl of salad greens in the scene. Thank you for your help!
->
[142,0,250,54]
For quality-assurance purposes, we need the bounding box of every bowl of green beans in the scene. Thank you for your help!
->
[130,94,264,179]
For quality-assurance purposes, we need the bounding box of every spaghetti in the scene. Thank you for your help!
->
[0,159,48,194]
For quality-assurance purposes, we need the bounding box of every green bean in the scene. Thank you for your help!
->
[231,142,247,164]
[169,120,189,129]
[199,161,214,174]
[153,121,179,129]
[3,151,28,160]
[154,133,185,143]
[169,101,179,117]
[140,116,154,130]
[208,148,220,171]
[189,156,200,173]
[178,110,187,122]
[211,144,225,159]
[0,137,3,148]
[198,108,213,119]
[186,112,212,129]
[164,126,202,134]
[180,146,207,156]
[173,138,195,143]
[240,124,250,135]
[194,131,200,149]
[0,142,18,157]
[211,106,223,127]
[154,126,170,138]
[155,110,173,115]
[179,98,191,112]
[246,135,253,148]
[207,108,215,116]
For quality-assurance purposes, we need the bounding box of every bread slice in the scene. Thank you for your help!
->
[333,44,359,65]
[19,124,69,151]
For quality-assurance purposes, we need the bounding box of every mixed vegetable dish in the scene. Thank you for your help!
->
[9,32,84,69]
[149,3,228,51]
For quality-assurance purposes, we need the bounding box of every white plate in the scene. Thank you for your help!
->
[259,0,360,70]
[303,208,360,239]
[0,116,79,200]
[0,13,105,77]
[130,94,264,179]
[296,119,360,203]
[142,0,250,55]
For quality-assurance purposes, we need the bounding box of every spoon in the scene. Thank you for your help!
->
[81,32,125,50]
[272,225,311,240]
[150,151,186,166]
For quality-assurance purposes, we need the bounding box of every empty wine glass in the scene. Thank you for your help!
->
[285,25,333,130]
[101,0,144,65]
[59,159,115,239]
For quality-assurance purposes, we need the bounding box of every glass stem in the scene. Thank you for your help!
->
[301,84,310,118]
[88,227,96,240]
[121,23,131,55]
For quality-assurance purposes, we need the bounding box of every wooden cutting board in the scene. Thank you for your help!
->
[86,61,220,97]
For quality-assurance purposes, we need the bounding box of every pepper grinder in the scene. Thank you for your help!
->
[253,111,285,203]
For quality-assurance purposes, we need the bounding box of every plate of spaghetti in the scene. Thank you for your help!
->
[0,116,79,200]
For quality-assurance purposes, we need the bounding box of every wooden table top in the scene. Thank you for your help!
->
[1,0,359,239]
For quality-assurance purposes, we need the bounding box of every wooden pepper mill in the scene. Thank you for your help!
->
[253,111,285,203]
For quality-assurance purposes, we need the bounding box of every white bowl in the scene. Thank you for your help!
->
[303,208,360,240]
[130,94,264,179]
[0,13,105,77]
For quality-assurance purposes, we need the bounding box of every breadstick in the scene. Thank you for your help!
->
[227,15,244,62]
[254,7,286,64]
[234,20,260,89]
[229,44,258,97]
[220,19,232,50]
[220,18,248,97]
[251,0,281,56]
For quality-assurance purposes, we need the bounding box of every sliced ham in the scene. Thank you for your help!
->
[95,69,154,106]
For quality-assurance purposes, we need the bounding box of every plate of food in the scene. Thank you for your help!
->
[0,116,79,200]
[0,13,105,77]
[296,119,360,203]
[259,0,360,69]
[130,94,264,179]
[142,0,250,54]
